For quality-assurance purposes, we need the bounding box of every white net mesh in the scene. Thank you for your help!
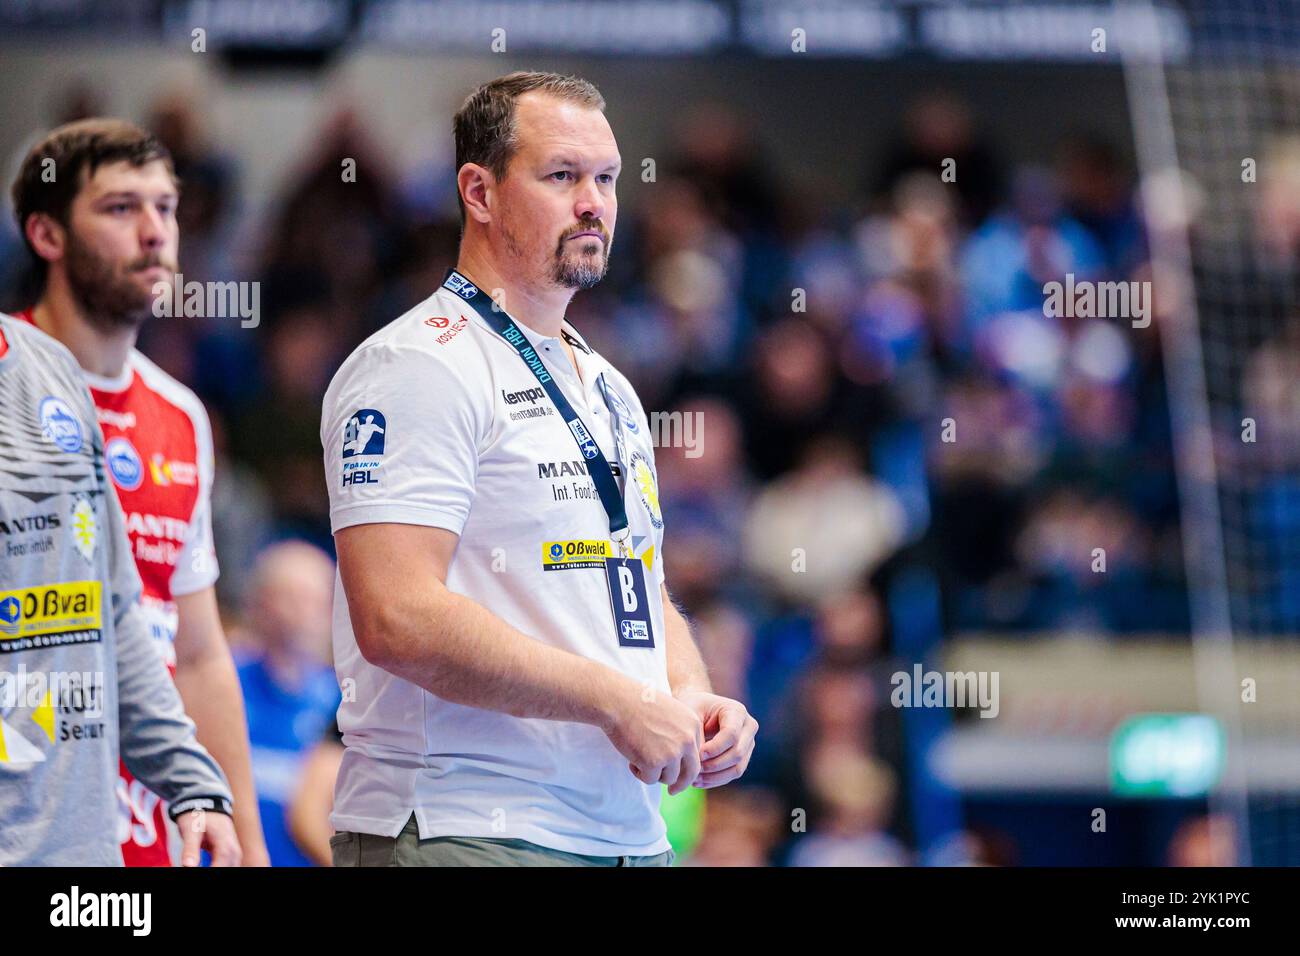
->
[1121,0,1300,865]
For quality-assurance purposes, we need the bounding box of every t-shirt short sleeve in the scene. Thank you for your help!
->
[322,342,482,536]
[170,398,220,596]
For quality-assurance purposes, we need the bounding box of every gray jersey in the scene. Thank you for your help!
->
[0,313,232,865]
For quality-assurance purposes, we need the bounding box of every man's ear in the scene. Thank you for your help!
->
[457,163,495,226]
[24,212,66,266]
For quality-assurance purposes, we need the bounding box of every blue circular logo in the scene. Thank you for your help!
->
[106,436,144,491]
[605,384,638,433]
[0,595,20,627]
[549,543,564,559]
[39,396,82,453]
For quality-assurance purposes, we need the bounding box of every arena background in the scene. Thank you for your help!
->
[1,0,1296,867]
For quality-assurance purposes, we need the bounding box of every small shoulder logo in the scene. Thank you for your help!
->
[39,396,83,453]
[106,437,144,491]
[602,381,638,433]
[71,496,97,563]
[343,409,387,458]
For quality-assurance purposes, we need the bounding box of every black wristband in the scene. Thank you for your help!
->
[167,795,234,821]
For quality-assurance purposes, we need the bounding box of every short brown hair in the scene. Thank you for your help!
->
[453,72,605,225]
[11,118,176,284]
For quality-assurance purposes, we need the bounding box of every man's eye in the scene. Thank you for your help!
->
[597,174,614,185]
[109,203,132,214]
[550,171,573,182]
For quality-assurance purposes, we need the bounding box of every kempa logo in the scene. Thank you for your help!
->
[1042,273,1151,328]
[152,274,260,328]
[50,886,150,936]
[502,386,545,405]
[890,665,1000,718]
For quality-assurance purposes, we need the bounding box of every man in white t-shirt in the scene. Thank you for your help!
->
[322,71,758,866]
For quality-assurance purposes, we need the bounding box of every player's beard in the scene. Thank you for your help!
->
[551,225,611,290]
[64,234,168,333]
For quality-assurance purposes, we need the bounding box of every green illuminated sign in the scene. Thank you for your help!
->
[1110,714,1225,797]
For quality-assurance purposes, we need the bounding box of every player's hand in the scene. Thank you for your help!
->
[604,681,703,795]
[176,809,242,867]
[676,690,758,789]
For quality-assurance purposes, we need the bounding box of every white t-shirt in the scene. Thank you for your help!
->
[321,281,672,856]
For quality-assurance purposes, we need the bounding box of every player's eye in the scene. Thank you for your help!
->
[550,171,574,182]
[107,202,134,214]
[597,174,614,185]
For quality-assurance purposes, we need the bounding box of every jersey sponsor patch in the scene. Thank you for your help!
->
[70,498,97,564]
[425,314,470,345]
[343,409,386,458]
[39,396,83,453]
[148,454,197,487]
[629,452,663,530]
[602,380,638,433]
[341,408,387,487]
[0,581,103,651]
[106,437,144,491]
[543,539,614,571]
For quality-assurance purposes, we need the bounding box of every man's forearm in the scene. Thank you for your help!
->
[174,652,268,862]
[360,586,635,731]
[662,588,711,697]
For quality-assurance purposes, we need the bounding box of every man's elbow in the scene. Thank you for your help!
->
[352,606,400,668]
[349,592,443,672]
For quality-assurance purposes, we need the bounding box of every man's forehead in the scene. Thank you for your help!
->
[80,158,177,197]
[514,92,618,161]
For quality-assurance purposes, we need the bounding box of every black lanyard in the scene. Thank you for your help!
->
[443,269,630,541]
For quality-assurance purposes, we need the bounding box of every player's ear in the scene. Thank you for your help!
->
[24,212,66,265]
[457,163,495,226]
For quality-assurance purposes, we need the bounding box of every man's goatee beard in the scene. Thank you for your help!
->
[553,241,611,290]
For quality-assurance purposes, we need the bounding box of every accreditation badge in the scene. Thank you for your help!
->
[604,555,655,649]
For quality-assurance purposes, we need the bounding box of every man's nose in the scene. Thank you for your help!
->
[574,181,605,223]
[138,207,167,250]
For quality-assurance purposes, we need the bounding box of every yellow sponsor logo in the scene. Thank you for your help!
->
[542,539,614,571]
[0,581,103,646]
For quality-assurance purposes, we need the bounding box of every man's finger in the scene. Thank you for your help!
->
[702,702,754,754]
[669,746,702,796]
[179,817,202,867]
[700,706,747,760]
[699,748,744,774]
[210,828,240,867]
[657,758,681,789]
[693,765,743,789]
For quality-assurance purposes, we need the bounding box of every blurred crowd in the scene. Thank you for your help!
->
[4,80,1297,867]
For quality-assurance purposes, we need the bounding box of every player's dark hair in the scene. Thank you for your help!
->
[11,118,177,287]
[453,72,605,227]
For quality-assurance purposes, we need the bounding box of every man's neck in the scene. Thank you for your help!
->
[455,247,573,340]
[32,280,136,380]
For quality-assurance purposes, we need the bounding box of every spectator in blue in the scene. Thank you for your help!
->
[233,541,341,866]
